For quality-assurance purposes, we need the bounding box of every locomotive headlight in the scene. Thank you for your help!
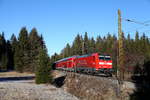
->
[107,63,112,65]
[99,62,104,64]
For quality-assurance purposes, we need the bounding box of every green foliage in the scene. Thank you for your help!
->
[1,53,8,71]
[49,53,60,67]
[28,28,44,72]
[83,32,90,54]
[10,34,18,70]
[35,47,51,84]
[71,34,83,55]
[0,27,53,84]
[14,43,24,72]
[12,27,45,73]
[61,43,71,58]
[0,33,8,71]
[14,27,29,72]
[95,36,103,53]
[6,41,14,70]
[88,37,96,53]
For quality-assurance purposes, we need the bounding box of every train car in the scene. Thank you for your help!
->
[75,53,99,72]
[75,53,112,75]
[53,53,113,76]
[97,54,112,74]
[54,56,77,71]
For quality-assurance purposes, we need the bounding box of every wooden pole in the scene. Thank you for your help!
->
[118,9,125,83]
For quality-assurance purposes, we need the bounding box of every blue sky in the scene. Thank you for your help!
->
[0,0,150,56]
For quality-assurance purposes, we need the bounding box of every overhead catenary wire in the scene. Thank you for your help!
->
[107,18,150,36]
[121,18,150,33]
[122,18,150,26]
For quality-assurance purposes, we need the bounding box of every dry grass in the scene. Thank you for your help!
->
[0,71,35,77]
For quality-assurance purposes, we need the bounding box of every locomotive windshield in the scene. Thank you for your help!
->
[99,56,104,60]
[105,56,111,61]
[99,55,111,61]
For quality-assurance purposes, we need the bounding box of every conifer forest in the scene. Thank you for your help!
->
[1,28,150,78]
[1,27,150,99]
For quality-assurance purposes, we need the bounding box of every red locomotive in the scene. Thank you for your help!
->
[53,53,113,76]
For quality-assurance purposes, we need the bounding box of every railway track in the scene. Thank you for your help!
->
[52,70,117,81]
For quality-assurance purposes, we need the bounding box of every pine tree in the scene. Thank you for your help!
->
[101,36,107,54]
[35,47,51,84]
[135,31,139,42]
[83,32,89,54]
[105,33,112,54]
[88,37,96,53]
[28,28,43,72]
[126,33,131,52]
[140,33,146,55]
[14,43,23,72]
[19,27,29,72]
[95,35,103,53]
[61,43,71,57]
[6,40,14,70]
[0,34,3,70]
[14,27,29,72]
[72,34,83,55]
[0,33,8,71]
[50,52,60,67]
[0,34,2,58]
[1,53,8,71]
[135,31,140,53]
[10,34,17,69]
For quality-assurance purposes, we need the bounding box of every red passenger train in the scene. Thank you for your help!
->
[53,53,113,76]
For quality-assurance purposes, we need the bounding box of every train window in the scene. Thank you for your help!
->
[99,56,104,60]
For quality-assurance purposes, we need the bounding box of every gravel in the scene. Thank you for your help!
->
[0,82,79,100]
